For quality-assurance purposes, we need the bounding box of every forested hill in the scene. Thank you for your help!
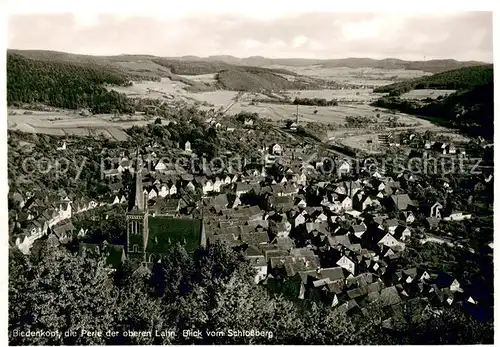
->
[373,65,494,95]
[7,52,135,113]
[152,58,321,91]
[372,82,494,139]
[9,49,321,93]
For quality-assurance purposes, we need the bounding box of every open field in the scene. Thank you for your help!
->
[263,65,432,86]
[10,64,467,147]
[178,73,218,85]
[229,102,408,125]
[400,89,456,100]
[183,90,239,107]
[7,110,160,141]
[110,78,189,98]
[283,88,379,103]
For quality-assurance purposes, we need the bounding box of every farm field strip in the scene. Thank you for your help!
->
[400,89,456,100]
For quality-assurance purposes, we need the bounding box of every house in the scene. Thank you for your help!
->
[378,286,402,307]
[185,141,192,152]
[351,224,367,238]
[154,160,168,172]
[337,161,351,177]
[52,222,75,244]
[425,217,440,230]
[353,194,374,211]
[273,222,292,238]
[340,196,353,211]
[169,182,178,196]
[158,185,169,198]
[377,232,405,251]
[212,177,223,192]
[336,255,356,275]
[383,219,399,234]
[405,211,415,224]
[272,143,283,155]
[447,145,457,154]
[288,122,298,131]
[431,273,462,293]
[390,194,413,211]
[394,226,411,241]
[147,187,158,201]
[442,211,472,222]
[294,212,306,227]
[235,182,254,197]
[246,249,268,284]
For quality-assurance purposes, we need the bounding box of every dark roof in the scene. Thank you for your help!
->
[390,194,413,210]
[240,232,269,245]
[53,222,75,239]
[244,244,263,257]
[147,216,202,253]
[402,268,418,278]
[384,219,399,228]
[273,236,295,250]
[318,267,345,282]
[378,286,402,307]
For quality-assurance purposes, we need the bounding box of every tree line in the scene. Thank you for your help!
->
[293,97,338,106]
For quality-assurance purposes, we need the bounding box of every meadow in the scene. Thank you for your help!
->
[7,110,158,141]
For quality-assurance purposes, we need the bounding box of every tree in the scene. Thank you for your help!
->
[9,245,119,345]
[154,117,162,124]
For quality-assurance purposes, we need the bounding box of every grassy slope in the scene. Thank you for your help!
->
[373,65,493,94]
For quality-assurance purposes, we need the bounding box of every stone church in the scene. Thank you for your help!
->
[126,153,204,263]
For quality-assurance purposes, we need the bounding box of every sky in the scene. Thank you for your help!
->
[7,9,494,62]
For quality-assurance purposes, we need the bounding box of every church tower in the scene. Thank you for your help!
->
[126,150,149,262]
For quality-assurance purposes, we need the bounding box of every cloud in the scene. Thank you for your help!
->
[7,12,493,61]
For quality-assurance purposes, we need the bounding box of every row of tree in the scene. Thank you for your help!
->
[293,97,339,106]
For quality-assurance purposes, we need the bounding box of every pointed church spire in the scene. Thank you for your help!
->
[131,147,145,212]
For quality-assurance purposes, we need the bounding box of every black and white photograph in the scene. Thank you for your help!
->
[5,2,495,345]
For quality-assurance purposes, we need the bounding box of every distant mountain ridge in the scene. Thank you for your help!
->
[9,49,488,74]
[168,55,488,73]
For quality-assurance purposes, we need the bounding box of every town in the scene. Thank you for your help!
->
[8,104,493,340]
[6,10,494,345]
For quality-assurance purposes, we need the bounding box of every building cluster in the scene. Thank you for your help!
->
[8,134,489,328]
